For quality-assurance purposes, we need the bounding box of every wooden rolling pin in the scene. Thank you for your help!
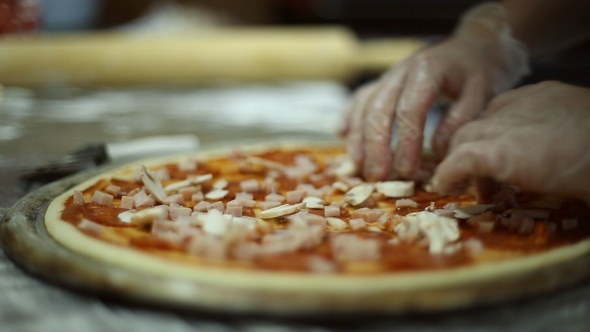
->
[0,27,423,86]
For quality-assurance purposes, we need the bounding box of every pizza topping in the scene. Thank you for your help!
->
[205,189,229,200]
[376,181,415,198]
[286,190,306,204]
[246,156,288,172]
[78,219,104,233]
[92,191,114,206]
[226,205,243,217]
[191,191,204,202]
[453,204,495,219]
[194,201,211,212]
[395,198,419,208]
[118,196,132,210]
[329,158,356,177]
[265,193,285,202]
[344,184,374,207]
[213,178,228,189]
[139,165,167,203]
[240,179,260,193]
[395,211,459,255]
[227,198,256,208]
[331,181,349,192]
[258,200,281,210]
[202,209,231,236]
[302,196,325,209]
[209,201,225,212]
[133,191,154,208]
[503,208,551,220]
[73,190,85,205]
[259,203,299,219]
[169,206,192,220]
[163,194,184,205]
[349,218,367,231]
[307,255,337,274]
[324,205,341,217]
[117,210,136,223]
[130,206,167,227]
[104,185,121,197]
[332,234,381,262]
[350,207,383,222]
[326,217,348,230]
[463,238,484,256]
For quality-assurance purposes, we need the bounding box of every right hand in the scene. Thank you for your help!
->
[340,2,529,181]
[433,81,590,204]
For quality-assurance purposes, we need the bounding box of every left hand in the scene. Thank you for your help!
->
[432,81,590,203]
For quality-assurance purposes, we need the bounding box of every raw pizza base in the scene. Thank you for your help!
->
[40,142,590,314]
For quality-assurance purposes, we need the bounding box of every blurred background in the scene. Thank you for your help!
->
[0,0,589,207]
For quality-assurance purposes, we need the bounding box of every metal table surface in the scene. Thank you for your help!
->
[1,83,590,332]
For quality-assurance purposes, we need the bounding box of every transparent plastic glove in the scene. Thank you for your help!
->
[433,81,590,203]
[340,2,529,181]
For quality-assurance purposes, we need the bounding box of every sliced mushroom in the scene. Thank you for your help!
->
[139,165,167,203]
[343,184,374,206]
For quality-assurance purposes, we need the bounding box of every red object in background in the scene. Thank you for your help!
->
[0,0,39,34]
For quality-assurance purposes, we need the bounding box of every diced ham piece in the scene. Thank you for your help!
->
[331,234,381,262]
[226,205,243,217]
[191,191,204,202]
[178,158,197,171]
[155,168,170,181]
[261,177,278,193]
[307,255,337,274]
[227,199,256,208]
[104,185,121,197]
[464,238,484,256]
[133,191,152,207]
[395,199,419,208]
[179,186,200,201]
[209,201,225,213]
[163,194,184,205]
[240,179,260,193]
[73,190,85,205]
[265,193,285,202]
[477,221,495,233]
[232,242,260,261]
[120,196,134,209]
[169,206,192,220]
[350,208,383,222]
[194,201,211,212]
[286,190,306,204]
[235,192,254,200]
[258,200,281,210]
[349,218,367,231]
[92,191,113,206]
[324,205,341,217]
[78,219,103,233]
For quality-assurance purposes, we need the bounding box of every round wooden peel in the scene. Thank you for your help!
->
[3,152,590,315]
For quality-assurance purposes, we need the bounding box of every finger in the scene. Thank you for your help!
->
[361,63,411,181]
[392,54,442,178]
[346,82,379,169]
[432,75,492,157]
[485,82,554,117]
[432,140,508,194]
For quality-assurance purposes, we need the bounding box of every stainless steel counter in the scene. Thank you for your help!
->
[1,83,590,332]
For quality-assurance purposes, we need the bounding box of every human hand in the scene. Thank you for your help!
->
[433,81,590,203]
[340,2,529,181]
